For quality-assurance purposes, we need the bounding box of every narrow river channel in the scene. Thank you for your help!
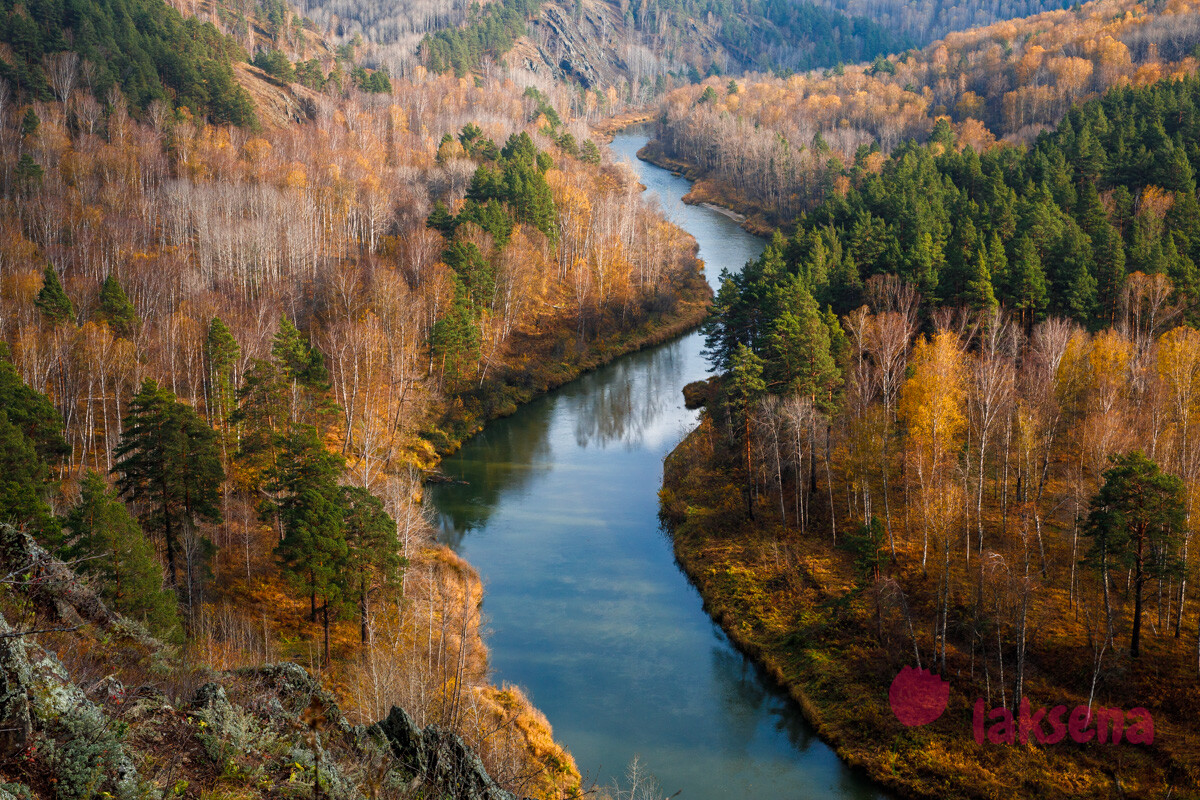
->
[429,127,887,799]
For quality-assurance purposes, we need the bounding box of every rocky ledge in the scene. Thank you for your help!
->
[0,525,527,800]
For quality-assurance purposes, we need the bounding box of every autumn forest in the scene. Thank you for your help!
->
[4,0,1200,796]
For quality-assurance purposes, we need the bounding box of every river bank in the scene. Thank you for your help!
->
[424,255,712,460]
[197,124,714,800]
[635,137,781,237]
[590,109,659,141]
[660,415,1192,800]
[428,127,891,799]
[396,145,712,798]
[392,127,713,798]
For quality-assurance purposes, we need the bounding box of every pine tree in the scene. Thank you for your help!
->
[0,344,69,463]
[0,348,65,541]
[97,275,139,339]
[271,317,334,426]
[444,240,495,305]
[14,154,43,195]
[274,424,348,662]
[234,358,289,517]
[942,218,980,305]
[113,379,224,594]
[1091,222,1126,325]
[277,485,347,664]
[1005,235,1048,328]
[20,107,39,138]
[62,471,181,640]
[1049,221,1097,323]
[35,265,74,325]
[204,317,240,435]
[726,343,766,519]
[430,280,481,386]
[580,140,601,165]
[342,486,403,643]
[984,232,1009,296]
[1073,125,1107,185]
[427,200,457,235]
[702,272,746,373]
[0,410,56,538]
[765,285,841,411]
[1084,451,1186,658]
[1161,146,1195,194]
[963,250,998,313]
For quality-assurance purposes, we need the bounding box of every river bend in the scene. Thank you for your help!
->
[429,128,886,800]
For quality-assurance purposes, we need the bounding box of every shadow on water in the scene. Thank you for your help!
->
[428,128,891,800]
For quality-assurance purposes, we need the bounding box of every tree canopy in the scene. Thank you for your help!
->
[1085,450,1186,658]
[113,378,224,598]
[0,0,256,123]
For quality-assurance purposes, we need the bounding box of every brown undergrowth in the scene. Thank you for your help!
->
[661,415,1200,800]
[178,489,583,799]
[177,246,715,799]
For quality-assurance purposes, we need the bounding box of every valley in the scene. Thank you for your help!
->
[4,0,1200,796]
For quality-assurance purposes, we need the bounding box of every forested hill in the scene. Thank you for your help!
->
[292,0,905,100]
[0,0,256,124]
[653,0,1200,224]
[422,0,907,80]
[817,0,1073,47]
[662,65,1200,800]
[0,0,713,793]
[702,72,1200,365]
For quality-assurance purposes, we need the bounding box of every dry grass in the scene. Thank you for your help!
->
[662,416,1200,800]
[186,511,582,800]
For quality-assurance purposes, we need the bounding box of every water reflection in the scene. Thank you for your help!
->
[570,339,691,450]
[432,401,555,541]
[428,130,888,800]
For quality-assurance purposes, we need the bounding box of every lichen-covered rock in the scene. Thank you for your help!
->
[0,615,34,759]
[0,526,158,650]
[282,742,363,800]
[27,650,88,723]
[0,612,143,800]
[0,523,528,800]
[238,662,349,734]
[374,706,519,800]
[191,682,233,725]
[124,686,171,722]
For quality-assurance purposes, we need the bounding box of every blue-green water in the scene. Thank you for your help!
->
[428,128,886,799]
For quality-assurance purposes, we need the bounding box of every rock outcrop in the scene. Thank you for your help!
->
[0,524,153,644]
[508,0,739,90]
[0,523,529,800]
[374,706,521,800]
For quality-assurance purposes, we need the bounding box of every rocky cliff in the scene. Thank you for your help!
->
[508,0,739,90]
[0,525,528,800]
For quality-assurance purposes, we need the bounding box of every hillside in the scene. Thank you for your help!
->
[0,523,535,800]
[656,70,1200,799]
[0,0,719,795]
[510,0,907,90]
[287,0,905,100]
[817,0,1075,47]
[648,0,1200,225]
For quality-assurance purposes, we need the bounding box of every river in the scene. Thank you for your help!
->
[429,127,886,799]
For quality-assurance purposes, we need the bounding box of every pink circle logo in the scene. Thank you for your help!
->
[889,666,950,726]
